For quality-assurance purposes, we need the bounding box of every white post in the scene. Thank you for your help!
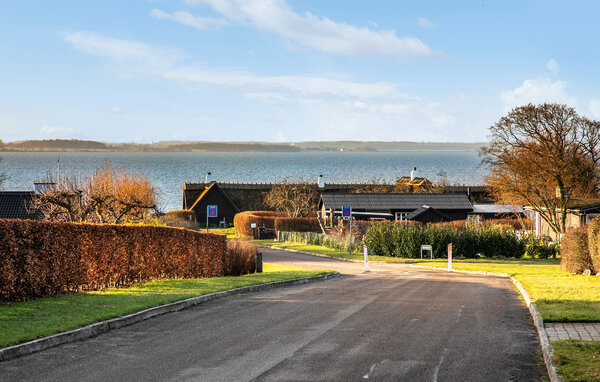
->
[363,244,370,272]
[349,213,352,255]
[447,243,453,272]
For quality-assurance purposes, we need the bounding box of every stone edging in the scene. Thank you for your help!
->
[410,265,563,382]
[0,272,340,363]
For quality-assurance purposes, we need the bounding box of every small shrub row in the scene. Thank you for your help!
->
[363,223,526,258]
[432,218,533,231]
[274,217,321,234]
[0,219,227,301]
[278,231,359,252]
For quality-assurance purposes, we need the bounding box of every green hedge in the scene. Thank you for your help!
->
[363,223,526,258]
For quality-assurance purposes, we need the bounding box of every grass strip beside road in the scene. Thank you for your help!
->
[0,263,333,348]
[552,340,600,382]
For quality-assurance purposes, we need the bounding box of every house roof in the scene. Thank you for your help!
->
[472,204,524,214]
[0,191,40,220]
[395,177,431,187]
[320,193,473,211]
[189,182,239,212]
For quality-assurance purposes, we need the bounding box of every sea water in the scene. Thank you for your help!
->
[0,151,488,211]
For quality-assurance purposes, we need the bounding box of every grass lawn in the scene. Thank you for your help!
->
[552,340,600,382]
[0,263,333,348]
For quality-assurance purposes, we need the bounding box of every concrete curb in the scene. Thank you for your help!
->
[0,272,340,363]
[410,265,563,382]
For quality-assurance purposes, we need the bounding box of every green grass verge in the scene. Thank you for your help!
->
[410,258,600,322]
[0,263,333,348]
[553,340,600,381]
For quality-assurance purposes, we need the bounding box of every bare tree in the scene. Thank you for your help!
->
[264,179,319,217]
[482,103,600,235]
[31,161,158,224]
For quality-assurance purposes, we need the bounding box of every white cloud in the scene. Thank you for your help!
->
[590,100,600,118]
[64,31,183,68]
[182,0,433,58]
[416,17,436,29]
[63,31,489,141]
[40,125,73,136]
[150,9,228,29]
[546,59,560,76]
[500,77,577,112]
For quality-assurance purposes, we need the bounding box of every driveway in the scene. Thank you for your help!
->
[0,248,544,381]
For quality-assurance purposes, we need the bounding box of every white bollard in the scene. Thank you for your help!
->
[363,244,370,272]
[447,243,453,272]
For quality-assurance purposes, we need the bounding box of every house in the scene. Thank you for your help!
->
[526,198,600,241]
[319,193,473,224]
[186,182,239,226]
[0,191,41,220]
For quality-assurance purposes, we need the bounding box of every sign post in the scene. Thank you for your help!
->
[447,242,453,272]
[207,205,218,232]
[363,244,370,272]
[342,206,352,254]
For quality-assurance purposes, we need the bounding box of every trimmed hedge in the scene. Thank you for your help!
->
[0,219,227,301]
[561,226,593,274]
[588,219,600,273]
[274,217,321,234]
[233,211,287,238]
[234,211,321,237]
[363,223,525,258]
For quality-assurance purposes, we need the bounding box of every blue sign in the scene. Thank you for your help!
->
[342,206,351,218]
[207,205,218,217]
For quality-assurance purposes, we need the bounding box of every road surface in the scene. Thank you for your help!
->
[0,248,544,381]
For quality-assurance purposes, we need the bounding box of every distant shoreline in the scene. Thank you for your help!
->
[0,139,486,153]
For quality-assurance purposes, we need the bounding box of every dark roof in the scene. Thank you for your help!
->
[0,191,40,220]
[320,193,473,211]
[189,182,239,212]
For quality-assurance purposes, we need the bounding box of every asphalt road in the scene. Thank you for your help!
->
[0,248,544,381]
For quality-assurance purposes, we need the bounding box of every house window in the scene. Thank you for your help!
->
[586,213,600,224]
[395,212,407,222]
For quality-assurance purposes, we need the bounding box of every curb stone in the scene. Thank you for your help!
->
[0,272,340,363]
[410,265,563,382]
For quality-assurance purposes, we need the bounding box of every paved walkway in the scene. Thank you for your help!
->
[545,322,600,341]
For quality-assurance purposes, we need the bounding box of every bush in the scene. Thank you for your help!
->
[363,223,525,258]
[224,240,257,276]
[274,217,321,233]
[233,211,287,238]
[588,218,600,273]
[0,219,226,301]
[561,226,593,274]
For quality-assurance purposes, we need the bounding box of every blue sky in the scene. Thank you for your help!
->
[1,0,599,143]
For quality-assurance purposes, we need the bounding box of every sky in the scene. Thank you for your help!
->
[1,0,599,143]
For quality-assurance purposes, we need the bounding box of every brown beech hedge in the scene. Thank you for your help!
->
[234,211,322,238]
[0,219,227,301]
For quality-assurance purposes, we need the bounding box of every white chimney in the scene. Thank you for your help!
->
[317,174,325,188]
[410,167,417,181]
[205,172,212,183]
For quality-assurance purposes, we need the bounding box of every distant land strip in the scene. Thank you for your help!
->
[0,139,486,153]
